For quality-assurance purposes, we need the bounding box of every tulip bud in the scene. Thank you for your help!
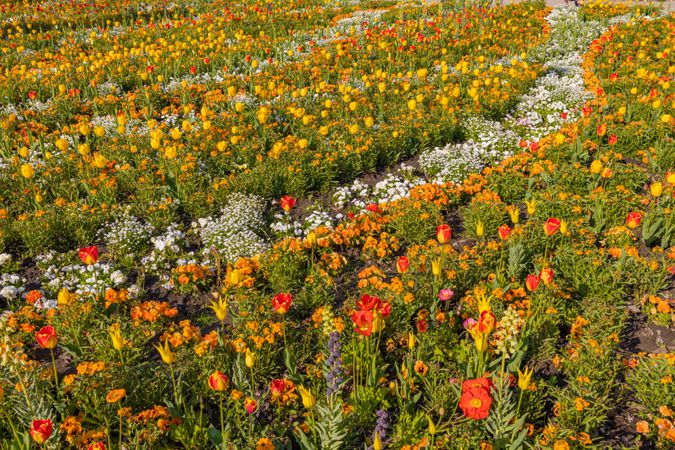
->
[20,163,35,179]
[626,212,642,229]
[475,221,485,237]
[507,205,520,224]
[396,256,410,274]
[208,371,229,392]
[245,348,255,368]
[525,199,537,216]
[431,258,441,277]
[436,224,451,244]
[526,274,540,292]
[109,324,125,351]
[244,397,257,414]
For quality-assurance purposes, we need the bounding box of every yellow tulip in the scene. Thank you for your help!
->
[155,340,175,365]
[57,288,73,306]
[373,433,382,450]
[517,366,533,391]
[297,385,316,409]
[210,294,228,322]
[507,205,520,224]
[475,221,485,238]
[590,160,602,174]
[109,323,125,351]
[245,348,255,368]
[650,182,663,197]
[20,163,34,179]
[525,198,537,216]
[431,258,441,277]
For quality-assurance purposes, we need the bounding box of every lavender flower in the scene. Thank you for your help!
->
[325,331,344,397]
[368,409,389,449]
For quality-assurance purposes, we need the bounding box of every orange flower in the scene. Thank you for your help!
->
[106,389,126,403]
[459,385,492,420]
[635,421,649,434]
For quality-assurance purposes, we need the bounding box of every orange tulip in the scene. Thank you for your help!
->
[36,325,57,349]
[244,397,257,414]
[540,267,554,286]
[436,224,451,244]
[208,371,229,392]
[625,212,642,229]
[543,218,561,236]
[396,256,409,274]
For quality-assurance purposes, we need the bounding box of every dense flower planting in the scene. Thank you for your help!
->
[0,0,673,449]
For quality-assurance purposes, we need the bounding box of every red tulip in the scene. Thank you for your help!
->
[597,124,607,137]
[498,224,511,240]
[280,195,296,213]
[608,134,618,145]
[30,419,53,444]
[540,267,554,286]
[272,293,292,315]
[626,212,642,229]
[36,325,57,349]
[526,274,540,292]
[270,379,287,396]
[436,224,452,244]
[366,203,380,213]
[28,91,37,100]
[582,106,592,117]
[244,397,257,414]
[396,256,409,274]
[377,301,392,319]
[543,218,561,236]
[351,310,374,337]
[356,294,381,311]
[78,246,99,265]
[208,371,229,392]
[88,443,106,450]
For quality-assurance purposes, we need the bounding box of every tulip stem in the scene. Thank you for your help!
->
[516,389,524,421]
[219,392,225,435]
[169,364,180,408]
[49,348,59,391]
[118,409,123,449]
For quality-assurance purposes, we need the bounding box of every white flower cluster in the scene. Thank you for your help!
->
[0,273,26,301]
[140,224,186,273]
[271,208,335,237]
[41,262,127,298]
[102,213,155,257]
[419,140,486,184]
[194,193,268,262]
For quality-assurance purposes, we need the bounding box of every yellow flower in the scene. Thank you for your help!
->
[590,160,602,174]
[431,258,441,277]
[109,323,125,351]
[427,416,436,435]
[373,432,382,450]
[245,348,255,368]
[517,367,533,391]
[209,294,228,322]
[408,331,415,351]
[559,220,569,235]
[476,221,485,237]
[93,153,108,168]
[57,288,73,306]
[650,182,663,197]
[297,385,316,409]
[20,164,34,179]
[155,340,175,365]
[507,205,520,224]
[407,99,417,111]
[525,198,537,215]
